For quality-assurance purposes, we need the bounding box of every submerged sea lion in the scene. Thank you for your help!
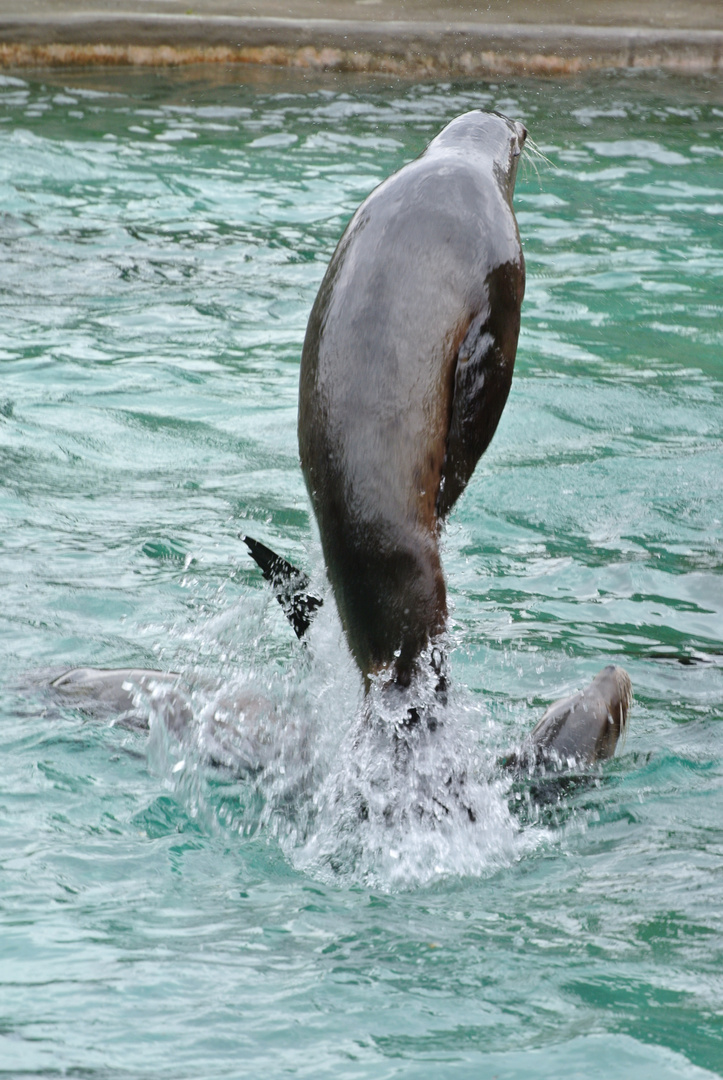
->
[299,110,526,688]
[51,655,632,773]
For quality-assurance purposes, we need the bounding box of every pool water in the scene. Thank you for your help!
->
[1,65,722,1078]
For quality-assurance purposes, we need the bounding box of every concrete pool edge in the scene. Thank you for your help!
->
[0,15,721,76]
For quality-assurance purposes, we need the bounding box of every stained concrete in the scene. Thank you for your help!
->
[0,0,720,73]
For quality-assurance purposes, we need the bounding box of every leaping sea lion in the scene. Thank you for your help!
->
[299,110,526,691]
[52,111,632,775]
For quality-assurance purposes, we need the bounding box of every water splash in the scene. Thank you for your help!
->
[291,699,531,890]
[142,616,542,890]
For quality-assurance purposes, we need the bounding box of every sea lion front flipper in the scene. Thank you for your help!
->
[504,665,632,772]
[242,535,323,640]
[436,262,523,521]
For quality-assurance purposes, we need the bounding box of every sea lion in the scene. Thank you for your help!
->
[504,665,632,772]
[298,110,526,689]
[50,667,187,728]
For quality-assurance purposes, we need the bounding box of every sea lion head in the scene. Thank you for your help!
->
[509,664,633,772]
[427,109,527,201]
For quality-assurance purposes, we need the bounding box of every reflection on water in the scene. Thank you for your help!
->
[1,67,722,1079]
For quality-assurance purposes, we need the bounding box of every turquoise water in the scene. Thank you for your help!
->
[1,65,722,1078]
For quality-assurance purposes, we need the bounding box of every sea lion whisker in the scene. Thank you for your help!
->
[524,136,556,170]
[522,152,542,185]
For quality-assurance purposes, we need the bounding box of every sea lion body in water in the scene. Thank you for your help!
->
[299,111,526,688]
[50,660,632,774]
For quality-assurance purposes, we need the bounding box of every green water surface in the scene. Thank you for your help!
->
[1,65,722,1079]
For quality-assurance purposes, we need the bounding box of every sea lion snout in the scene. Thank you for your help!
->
[593,664,633,738]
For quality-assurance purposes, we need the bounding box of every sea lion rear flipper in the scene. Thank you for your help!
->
[241,534,323,640]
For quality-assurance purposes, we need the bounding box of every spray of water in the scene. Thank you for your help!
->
[143,601,545,891]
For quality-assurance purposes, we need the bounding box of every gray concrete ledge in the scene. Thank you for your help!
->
[0,12,721,75]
